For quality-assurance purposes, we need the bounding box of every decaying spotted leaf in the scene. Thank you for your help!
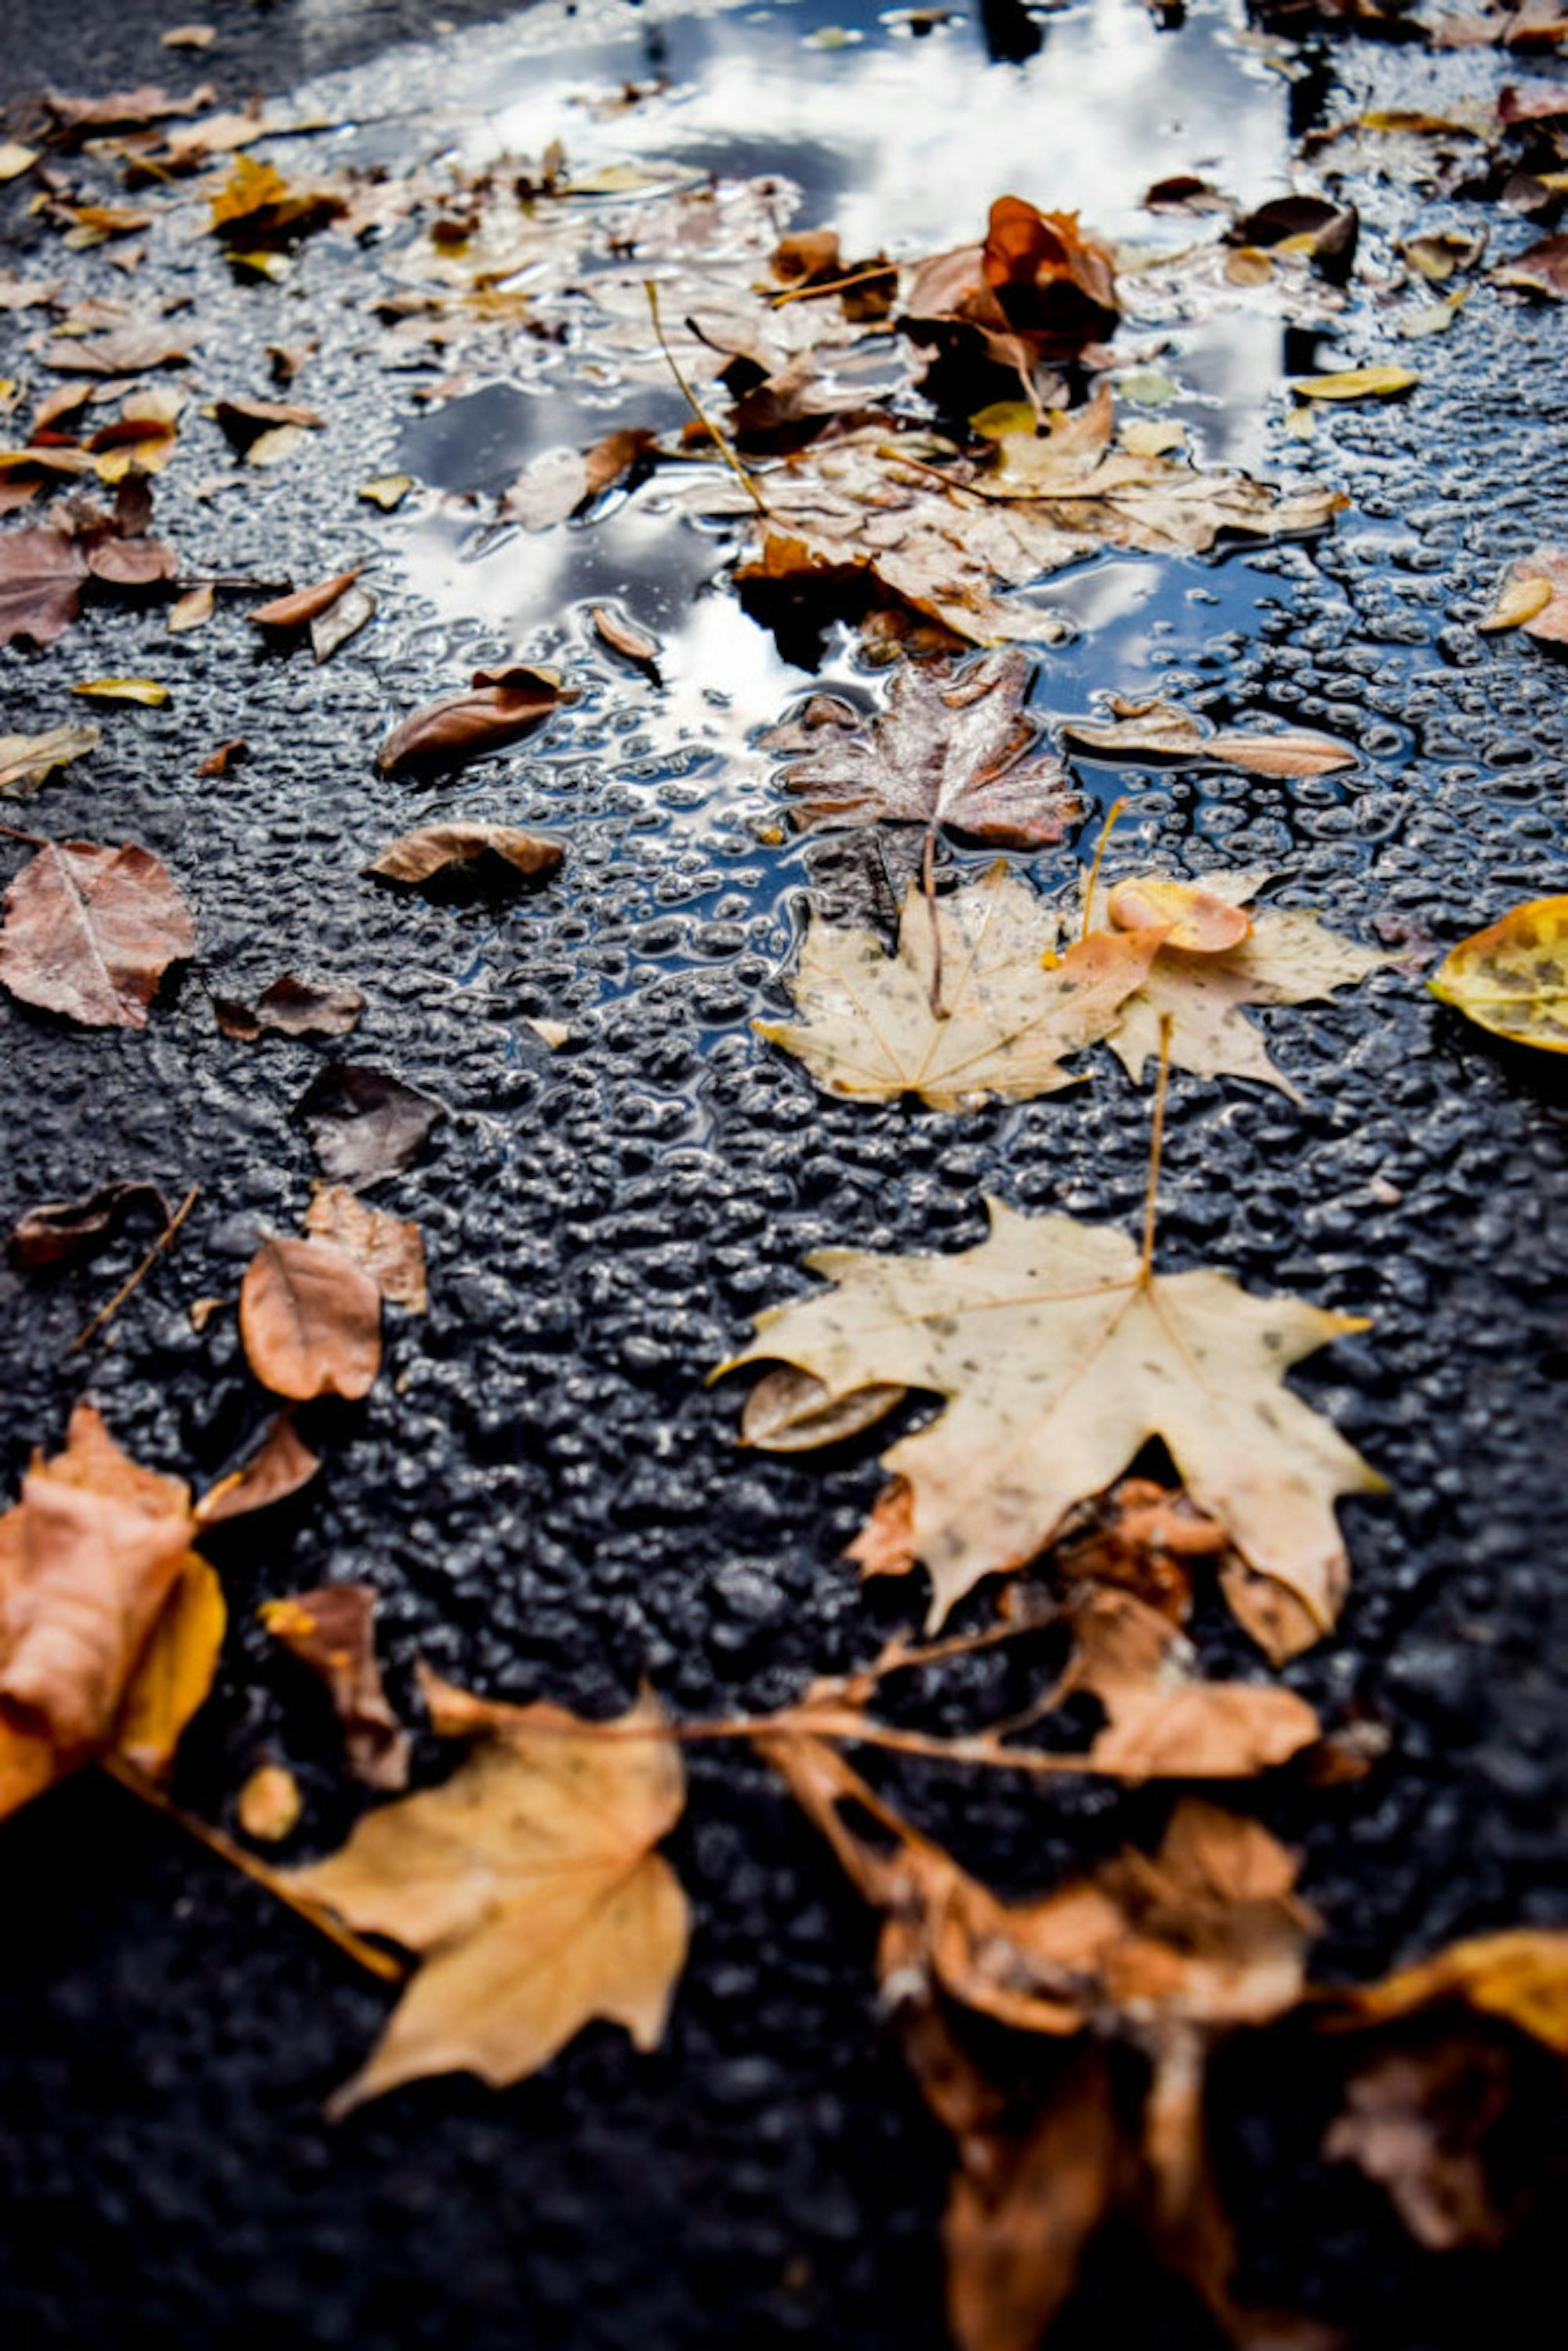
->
[756,866,1161,1109]
[721,1196,1383,1633]
[1429,897,1568,1052]
[0,1403,222,1816]
[0,839,195,1029]
[365,824,563,891]
[763,651,1077,847]
[289,1670,688,2112]
[1089,867,1396,1101]
[238,1235,382,1402]
[260,1583,409,1790]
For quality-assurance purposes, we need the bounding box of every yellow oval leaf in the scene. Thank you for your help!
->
[1288,367,1418,401]
[112,1551,227,1777]
[1479,574,1553,633]
[1430,897,1568,1053]
[1108,877,1254,955]
[71,678,171,706]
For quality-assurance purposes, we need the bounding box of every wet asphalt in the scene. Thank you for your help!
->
[1,2,1566,2346]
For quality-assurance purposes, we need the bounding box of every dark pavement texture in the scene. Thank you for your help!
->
[1,3,1566,2348]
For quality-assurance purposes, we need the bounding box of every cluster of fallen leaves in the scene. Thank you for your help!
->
[2,33,1566,2351]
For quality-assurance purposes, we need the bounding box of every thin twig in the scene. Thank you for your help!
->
[768,263,899,310]
[922,824,946,1018]
[71,1181,198,1353]
[1138,1014,1175,1287]
[0,822,49,847]
[1079,794,1127,945]
[100,1752,406,1983]
[643,278,768,518]
[172,575,295,594]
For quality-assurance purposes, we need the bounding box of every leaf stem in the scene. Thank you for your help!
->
[71,1181,198,1354]
[1138,1014,1174,1287]
[768,263,899,310]
[1079,794,1128,945]
[643,279,768,518]
[922,824,946,1018]
[99,1752,406,1983]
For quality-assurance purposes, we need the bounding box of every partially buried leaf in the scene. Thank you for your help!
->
[720,1195,1383,1632]
[756,865,1162,1110]
[1479,545,1568,641]
[213,973,364,1040]
[1429,896,1568,1052]
[0,1403,217,1816]
[195,1412,321,1526]
[1088,866,1395,1101]
[1062,695,1356,778]
[296,1062,443,1188]
[0,720,100,799]
[366,824,562,891]
[0,525,89,649]
[238,1235,382,1402]
[248,567,362,630]
[303,1185,426,1311]
[376,674,575,778]
[260,1583,409,1790]
[289,1670,688,2112]
[71,679,170,707]
[8,1178,169,1270]
[0,839,195,1029]
[764,651,1077,847]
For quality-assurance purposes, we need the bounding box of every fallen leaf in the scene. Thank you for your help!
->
[247,567,363,631]
[212,973,364,1040]
[207,155,343,246]
[1047,1587,1319,1777]
[162,25,217,50]
[0,1403,217,1813]
[0,525,90,648]
[763,651,1077,847]
[1062,697,1356,778]
[238,1235,383,1402]
[591,604,662,674]
[296,1062,444,1188]
[739,1366,909,1452]
[365,824,563,890]
[360,473,413,510]
[0,838,195,1029]
[720,1194,1383,1631]
[303,1185,427,1311]
[44,83,216,135]
[39,326,190,376]
[1090,867,1395,1100]
[755,865,1162,1109]
[376,675,575,778]
[71,678,170,707]
[195,1412,322,1526]
[1429,896,1568,1052]
[1231,194,1359,281]
[0,141,38,182]
[289,1670,688,2112]
[1494,231,1568,296]
[1106,878,1253,955]
[8,1178,169,1270]
[1479,545,1568,640]
[1287,365,1418,401]
[0,720,100,798]
[312,581,376,663]
[238,1762,303,1841]
[196,737,245,777]
[167,582,214,633]
[260,1583,409,1790]
[499,427,655,526]
[1322,1928,1568,2057]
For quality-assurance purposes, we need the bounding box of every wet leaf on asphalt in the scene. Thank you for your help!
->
[0,839,195,1029]
[1429,896,1568,1052]
[238,1235,383,1402]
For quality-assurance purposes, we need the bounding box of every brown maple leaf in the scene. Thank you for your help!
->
[763,652,1078,848]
